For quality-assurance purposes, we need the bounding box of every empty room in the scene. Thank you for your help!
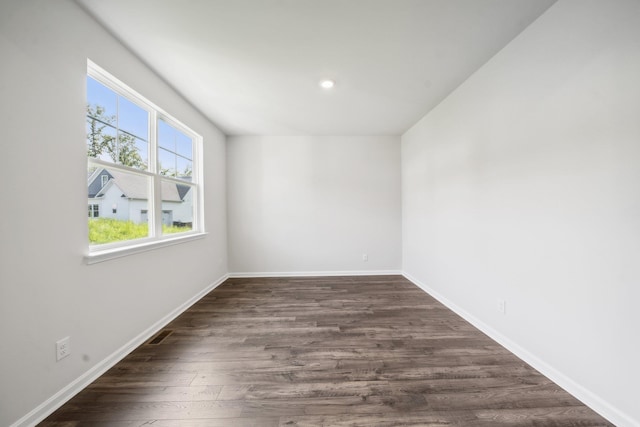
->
[1,0,638,426]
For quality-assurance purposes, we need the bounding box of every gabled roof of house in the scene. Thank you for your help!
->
[88,169,113,198]
[90,167,190,202]
[176,181,192,201]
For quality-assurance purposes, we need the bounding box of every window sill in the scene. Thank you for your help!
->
[85,232,208,265]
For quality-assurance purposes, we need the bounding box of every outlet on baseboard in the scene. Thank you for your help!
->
[56,336,71,361]
[498,299,506,315]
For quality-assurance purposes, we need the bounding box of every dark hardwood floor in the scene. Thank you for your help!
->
[40,275,612,426]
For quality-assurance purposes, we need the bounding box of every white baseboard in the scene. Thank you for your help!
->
[11,273,230,427]
[229,270,402,278]
[402,272,638,427]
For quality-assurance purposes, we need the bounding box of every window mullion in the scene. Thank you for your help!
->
[193,135,203,233]
[115,95,120,164]
[149,110,162,238]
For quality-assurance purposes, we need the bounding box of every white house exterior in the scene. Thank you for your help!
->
[88,167,193,226]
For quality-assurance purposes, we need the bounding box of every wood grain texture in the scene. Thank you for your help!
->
[40,276,612,426]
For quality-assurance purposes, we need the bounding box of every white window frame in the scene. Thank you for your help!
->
[88,203,99,218]
[86,60,205,264]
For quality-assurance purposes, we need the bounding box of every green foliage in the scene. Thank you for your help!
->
[87,105,112,159]
[164,223,191,235]
[181,164,193,177]
[160,161,193,178]
[89,218,191,245]
[89,218,147,244]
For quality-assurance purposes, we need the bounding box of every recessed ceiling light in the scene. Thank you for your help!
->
[319,79,335,89]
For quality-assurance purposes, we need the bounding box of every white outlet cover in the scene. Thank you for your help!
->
[498,300,506,314]
[56,336,71,361]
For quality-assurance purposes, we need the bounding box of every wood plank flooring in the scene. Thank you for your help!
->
[40,275,613,426]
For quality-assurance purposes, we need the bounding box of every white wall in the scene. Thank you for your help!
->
[401,0,640,425]
[228,136,401,274]
[0,1,227,426]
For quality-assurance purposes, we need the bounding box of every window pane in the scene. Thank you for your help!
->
[88,165,150,245]
[176,156,192,179]
[161,179,194,234]
[176,132,192,160]
[87,77,117,118]
[87,76,149,170]
[87,118,117,162]
[118,96,148,141]
[158,147,176,177]
[158,119,175,151]
[117,132,148,170]
[134,138,148,169]
[159,119,192,160]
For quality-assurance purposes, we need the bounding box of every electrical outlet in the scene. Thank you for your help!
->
[498,299,506,315]
[56,336,71,361]
[362,253,368,262]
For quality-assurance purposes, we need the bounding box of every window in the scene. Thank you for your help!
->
[86,60,203,257]
[88,204,99,218]
[159,119,193,178]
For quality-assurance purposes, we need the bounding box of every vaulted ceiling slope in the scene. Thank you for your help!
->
[75,0,556,136]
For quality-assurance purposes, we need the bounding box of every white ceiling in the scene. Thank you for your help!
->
[75,0,556,136]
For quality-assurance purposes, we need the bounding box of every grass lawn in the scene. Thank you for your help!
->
[89,218,191,245]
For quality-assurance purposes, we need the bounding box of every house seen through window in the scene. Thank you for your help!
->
[86,61,201,249]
